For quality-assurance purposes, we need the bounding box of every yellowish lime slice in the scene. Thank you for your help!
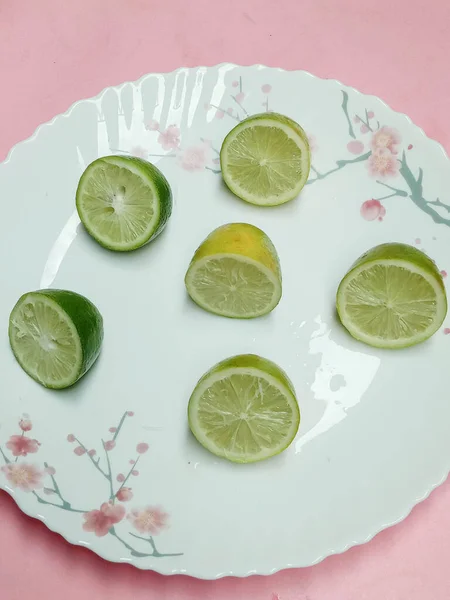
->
[188,354,300,463]
[336,243,447,349]
[9,289,103,389]
[185,223,282,318]
[76,155,172,252]
[220,112,311,206]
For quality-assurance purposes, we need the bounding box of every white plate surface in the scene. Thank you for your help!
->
[1,64,450,579]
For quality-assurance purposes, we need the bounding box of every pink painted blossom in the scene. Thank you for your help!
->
[104,440,116,451]
[127,411,134,417]
[360,124,369,134]
[415,238,421,245]
[128,506,168,535]
[67,434,76,443]
[45,466,56,476]
[213,157,220,164]
[371,126,401,154]
[367,111,375,119]
[74,446,86,456]
[353,116,360,124]
[227,108,233,116]
[1,463,43,492]
[109,427,117,433]
[408,144,413,150]
[129,459,135,465]
[158,125,180,150]
[215,110,225,120]
[82,502,126,537]
[117,473,125,482]
[116,487,134,502]
[131,146,147,159]
[178,143,210,172]
[347,140,364,155]
[146,119,160,131]
[136,443,149,454]
[88,449,96,457]
[440,270,447,278]
[6,435,40,457]
[360,199,386,221]
[132,470,139,476]
[367,148,399,178]
[444,328,450,335]
[235,92,245,103]
[232,80,239,88]
[261,84,272,94]
[19,419,32,432]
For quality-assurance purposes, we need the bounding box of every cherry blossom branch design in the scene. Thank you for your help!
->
[0,414,182,559]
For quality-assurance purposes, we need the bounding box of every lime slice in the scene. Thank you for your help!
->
[9,289,104,389]
[76,155,172,251]
[188,354,300,463]
[336,243,448,349]
[220,112,311,206]
[185,223,282,318]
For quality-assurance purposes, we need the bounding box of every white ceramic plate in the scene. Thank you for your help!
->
[1,64,450,579]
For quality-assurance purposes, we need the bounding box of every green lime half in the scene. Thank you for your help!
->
[188,354,300,463]
[336,243,448,349]
[185,223,282,318]
[76,155,172,251]
[9,289,104,389]
[220,112,311,206]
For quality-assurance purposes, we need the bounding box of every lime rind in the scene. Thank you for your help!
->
[185,253,282,319]
[76,155,172,252]
[188,355,300,463]
[8,290,103,389]
[220,113,311,206]
[337,248,448,349]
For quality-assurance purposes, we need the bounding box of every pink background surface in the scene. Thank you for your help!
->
[1,0,450,597]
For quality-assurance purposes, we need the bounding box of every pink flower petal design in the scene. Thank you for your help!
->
[360,199,386,221]
[128,506,169,535]
[235,92,245,103]
[444,328,450,335]
[261,84,272,94]
[109,427,117,433]
[178,143,211,172]
[1,463,43,492]
[136,443,149,454]
[117,473,125,482]
[82,502,126,537]
[370,126,401,154]
[104,440,116,451]
[67,434,76,443]
[360,124,369,134]
[88,449,96,457]
[347,140,364,155]
[74,446,86,456]
[131,146,147,159]
[440,270,447,278]
[45,466,56,476]
[367,148,399,178]
[6,435,40,457]
[145,119,159,131]
[367,111,375,119]
[158,125,180,150]
[232,80,239,88]
[116,487,133,502]
[19,419,32,432]
[215,110,224,120]
[127,411,134,417]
